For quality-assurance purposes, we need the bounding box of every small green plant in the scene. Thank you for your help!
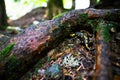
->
[78,76,83,80]
[0,43,15,61]
[47,57,51,62]
[53,11,68,19]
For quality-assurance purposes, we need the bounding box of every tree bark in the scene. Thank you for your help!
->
[46,0,64,19]
[0,0,8,29]
[72,0,75,9]
[0,8,120,79]
[90,0,97,8]
[94,28,112,80]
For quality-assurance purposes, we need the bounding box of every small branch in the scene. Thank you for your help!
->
[94,25,113,80]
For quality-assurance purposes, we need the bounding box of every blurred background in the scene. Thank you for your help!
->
[0,0,120,31]
[5,0,91,20]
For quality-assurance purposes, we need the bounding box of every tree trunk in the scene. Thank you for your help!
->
[90,0,97,8]
[0,9,120,79]
[46,0,64,19]
[0,0,8,29]
[72,0,75,9]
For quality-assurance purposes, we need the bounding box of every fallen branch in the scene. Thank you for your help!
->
[94,27,112,80]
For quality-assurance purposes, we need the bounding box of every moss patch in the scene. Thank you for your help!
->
[96,19,117,42]
[53,11,68,19]
[79,13,88,21]
[0,43,15,62]
[87,19,117,42]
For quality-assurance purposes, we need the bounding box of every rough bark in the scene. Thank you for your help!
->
[94,30,112,80]
[0,8,120,79]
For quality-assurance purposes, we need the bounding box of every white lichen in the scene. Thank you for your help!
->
[38,69,46,75]
[62,54,80,68]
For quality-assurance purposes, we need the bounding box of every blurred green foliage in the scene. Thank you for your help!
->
[14,0,20,2]
[0,43,15,62]
[22,0,47,6]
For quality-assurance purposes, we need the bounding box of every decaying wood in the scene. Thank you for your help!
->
[0,8,120,79]
[94,30,112,80]
[3,8,120,56]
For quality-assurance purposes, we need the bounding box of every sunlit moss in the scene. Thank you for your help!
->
[53,11,68,19]
[0,43,15,62]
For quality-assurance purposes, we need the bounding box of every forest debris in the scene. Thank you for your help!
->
[29,32,95,80]
[45,63,63,79]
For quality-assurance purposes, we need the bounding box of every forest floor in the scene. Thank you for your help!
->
[21,30,95,80]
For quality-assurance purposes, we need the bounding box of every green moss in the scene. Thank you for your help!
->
[90,19,118,42]
[87,19,98,27]
[79,13,88,19]
[0,43,15,62]
[79,13,88,22]
[87,19,117,42]
[95,19,117,42]
[53,11,68,19]
[78,76,83,80]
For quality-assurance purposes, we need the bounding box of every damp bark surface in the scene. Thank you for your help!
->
[95,30,112,80]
